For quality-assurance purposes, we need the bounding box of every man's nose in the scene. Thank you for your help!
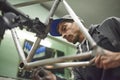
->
[62,33,67,39]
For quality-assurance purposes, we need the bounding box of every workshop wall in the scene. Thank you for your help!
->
[0,30,19,78]
[0,0,76,79]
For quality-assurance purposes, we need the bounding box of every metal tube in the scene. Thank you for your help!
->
[45,0,61,24]
[25,51,92,68]
[44,0,61,37]
[26,38,41,62]
[11,29,27,64]
[26,0,61,62]
[62,0,96,47]
[14,0,53,8]
[45,61,91,69]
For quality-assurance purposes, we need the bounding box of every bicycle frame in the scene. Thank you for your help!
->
[11,0,103,69]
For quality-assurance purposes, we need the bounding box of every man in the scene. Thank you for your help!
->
[33,15,120,80]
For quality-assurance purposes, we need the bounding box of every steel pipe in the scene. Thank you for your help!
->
[25,51,92,68]
[45,61,91,69]
[26,38,41,62]
[62,0,96,48]
[11,29,27,64]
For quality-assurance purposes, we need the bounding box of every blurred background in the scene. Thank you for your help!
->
[0,0,120,80]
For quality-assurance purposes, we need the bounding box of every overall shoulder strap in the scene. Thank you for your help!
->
[88,24,99,35]
[89,24,101,44]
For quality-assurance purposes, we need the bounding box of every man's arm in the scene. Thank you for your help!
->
[94,50,120,69]
[32,67,66,80]
[94,17,120,69]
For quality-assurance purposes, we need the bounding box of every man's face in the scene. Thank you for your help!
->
[58,21,82,44]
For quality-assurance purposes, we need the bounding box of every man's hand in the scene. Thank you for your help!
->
[94,50,120,69]
[32,67,56,80]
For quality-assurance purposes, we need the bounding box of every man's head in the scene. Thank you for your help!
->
[49,15,84,44]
